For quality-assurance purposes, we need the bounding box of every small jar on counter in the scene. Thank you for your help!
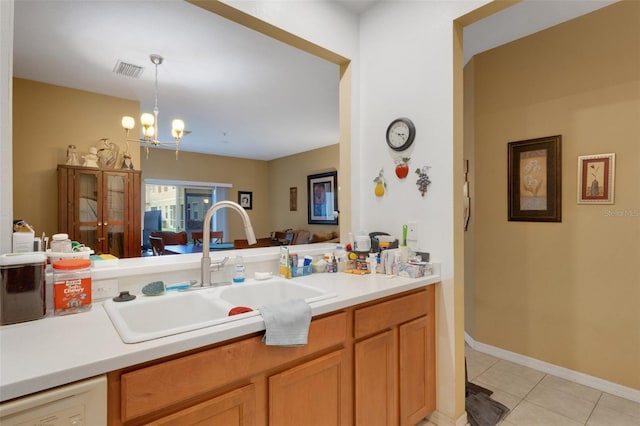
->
[50,233,72,253]
[53,259,92,315]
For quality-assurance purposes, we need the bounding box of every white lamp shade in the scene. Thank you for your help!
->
[143,126,155,138]
[121,116,135,130]
[172,119,185,132]
[141,113,155,127]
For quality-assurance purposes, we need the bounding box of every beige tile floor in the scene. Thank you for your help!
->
[464,346,640,425]
[417,346,639,426]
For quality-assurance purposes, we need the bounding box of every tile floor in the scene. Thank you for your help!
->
[464,346,640,425]
[417,346,639,426]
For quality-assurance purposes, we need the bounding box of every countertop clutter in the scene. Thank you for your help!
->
[0,269,440,402]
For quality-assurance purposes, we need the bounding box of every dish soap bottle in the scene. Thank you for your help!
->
[233,255,245,283]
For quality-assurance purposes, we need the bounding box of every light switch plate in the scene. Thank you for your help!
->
[93,279,119,300]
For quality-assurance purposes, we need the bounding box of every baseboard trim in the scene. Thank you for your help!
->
[464,332,640,403]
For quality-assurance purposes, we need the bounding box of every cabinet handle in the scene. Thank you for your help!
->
[103,222,108,226]
[97,222,102,226]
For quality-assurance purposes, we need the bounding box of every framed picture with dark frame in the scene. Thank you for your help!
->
[577,153,615,204]
[308,171,338,225]
[238,191,252,210]
[289,187,297,211]
[508,135,562,222]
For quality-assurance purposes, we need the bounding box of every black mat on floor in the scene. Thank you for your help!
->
[465,358,510,426]
[465,390,510,426]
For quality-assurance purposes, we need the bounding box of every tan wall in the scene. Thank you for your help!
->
[470,1,639,389]
[13,78,339,246]
[268,144,339,236]
[12,78,140,237]
[140,149,270,241]
[463,58,476,337]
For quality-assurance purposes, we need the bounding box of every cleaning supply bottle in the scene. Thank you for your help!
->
[233,255,245,283]
[334,245,347,272]
[368,253,378,275]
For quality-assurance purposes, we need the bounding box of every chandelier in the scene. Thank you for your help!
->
[121,54,185,160]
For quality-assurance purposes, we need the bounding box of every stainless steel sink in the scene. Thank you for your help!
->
[103,278,335,344]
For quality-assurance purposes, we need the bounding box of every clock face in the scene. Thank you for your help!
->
[386,118,415,151]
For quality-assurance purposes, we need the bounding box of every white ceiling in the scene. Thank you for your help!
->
[463,0,617,64]
[13,0,616,161]
[13,0,340,161]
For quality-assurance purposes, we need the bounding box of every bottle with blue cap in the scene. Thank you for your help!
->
[233,255,245,283]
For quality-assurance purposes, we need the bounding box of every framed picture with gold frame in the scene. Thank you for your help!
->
[577,153,615,204]
[289,187,297,211]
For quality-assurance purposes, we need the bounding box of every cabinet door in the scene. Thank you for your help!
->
[146,384,255,426]
[270,349,348,426]
[399,315,435,426]
[354,330,396,426]
[103,172,127,258]
[74,169,102,253]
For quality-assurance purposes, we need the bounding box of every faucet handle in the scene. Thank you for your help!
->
[210,256,229,272]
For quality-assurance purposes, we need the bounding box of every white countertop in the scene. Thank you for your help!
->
[0,270,439,402]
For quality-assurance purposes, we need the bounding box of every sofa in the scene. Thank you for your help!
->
[276,229,339,245]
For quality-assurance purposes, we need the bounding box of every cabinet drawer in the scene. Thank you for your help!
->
[354,289,428,339]
[146,383,255,426]
[120,312,347,422]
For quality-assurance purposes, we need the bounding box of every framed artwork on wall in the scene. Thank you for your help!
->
[508,135,562,222]
[238,191,252,210]
[577,153,615,204]
[290,187,297,211]
[308,171,338,225]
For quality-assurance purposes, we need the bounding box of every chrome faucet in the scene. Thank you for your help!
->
[201,201,256,286]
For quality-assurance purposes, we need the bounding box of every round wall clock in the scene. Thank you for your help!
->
[386,117,416,152]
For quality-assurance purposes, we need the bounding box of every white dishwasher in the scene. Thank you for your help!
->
[0,375,107,426]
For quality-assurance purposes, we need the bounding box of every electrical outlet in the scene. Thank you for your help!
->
[93,279,119,300]
[407,221,418,241]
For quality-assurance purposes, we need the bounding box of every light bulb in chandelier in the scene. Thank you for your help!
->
[140,113,154,127]
[121,116,135,131]
[171,119,185,141]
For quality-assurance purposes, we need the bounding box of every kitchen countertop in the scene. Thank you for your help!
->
[0,270,440,402]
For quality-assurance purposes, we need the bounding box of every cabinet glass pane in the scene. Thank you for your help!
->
[107,175,125,221]
[106,175,125,258]
[78,173,98,250]
[107,224,124,258]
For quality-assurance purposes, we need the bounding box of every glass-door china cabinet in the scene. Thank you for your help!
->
[58,165,141,258]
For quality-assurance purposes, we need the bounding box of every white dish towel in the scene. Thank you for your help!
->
[259,298,312,347]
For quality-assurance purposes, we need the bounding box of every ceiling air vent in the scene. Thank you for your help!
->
[113,60,144,78]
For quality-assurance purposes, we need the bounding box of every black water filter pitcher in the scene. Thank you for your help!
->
[0,253,47,325]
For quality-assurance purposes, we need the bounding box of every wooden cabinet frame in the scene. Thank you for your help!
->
[58,165,141,258]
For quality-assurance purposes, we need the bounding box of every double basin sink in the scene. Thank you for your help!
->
[103,278,336,343]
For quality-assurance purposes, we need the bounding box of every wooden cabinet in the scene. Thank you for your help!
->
[58,165,141,258]
[270,349,349,426]
[107,287,435,426]
[354,287,435,426]
[108,312,347,425]
[355,330,396,425]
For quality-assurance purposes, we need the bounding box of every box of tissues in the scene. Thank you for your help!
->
[392,261,432,278]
